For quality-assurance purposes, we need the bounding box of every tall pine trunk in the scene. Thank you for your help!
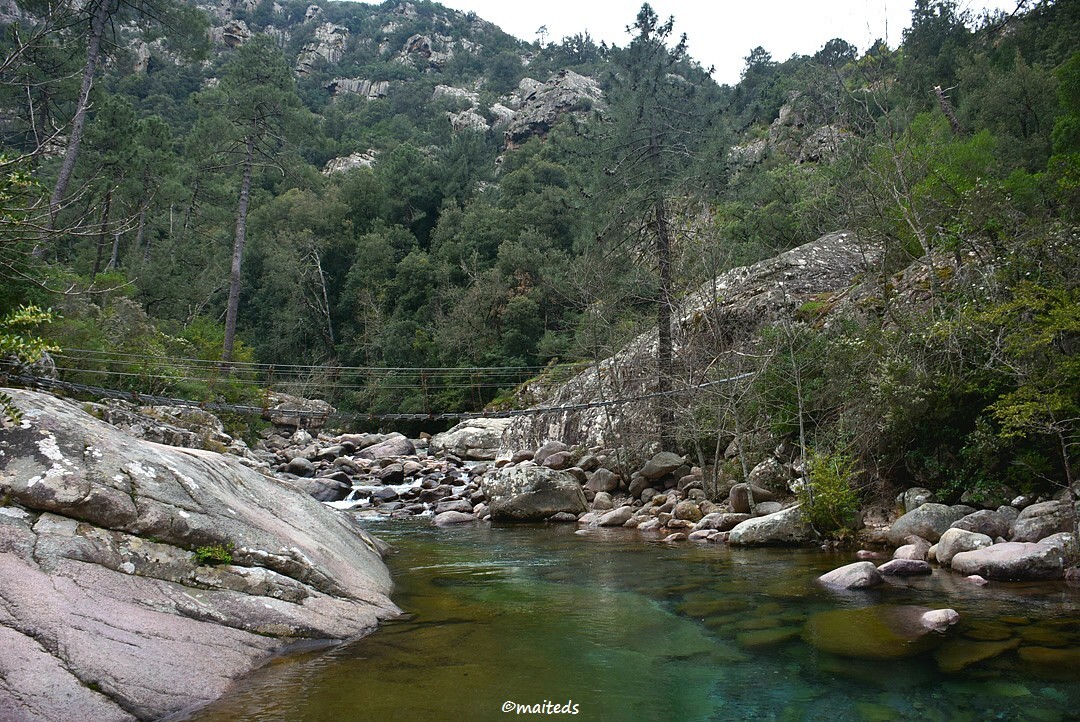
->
[47,0,111,231]
[222,135,254,366]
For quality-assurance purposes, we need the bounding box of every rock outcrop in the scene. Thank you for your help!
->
[503,231,879,452]
[0,389,398,721]
[503,70,603,148]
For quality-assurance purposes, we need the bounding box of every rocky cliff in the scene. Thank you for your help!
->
[0,389,398,721]
[503,231,881,453]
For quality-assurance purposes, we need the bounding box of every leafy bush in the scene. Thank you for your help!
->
[192,542,234,566]
[797,449,861,540]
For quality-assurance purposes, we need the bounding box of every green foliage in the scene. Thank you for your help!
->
[0,304,59,424]
[798,448,860,539]
[192,541,234,566]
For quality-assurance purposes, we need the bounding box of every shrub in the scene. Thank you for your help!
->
[192,542,234,566]
[797,448,861,540]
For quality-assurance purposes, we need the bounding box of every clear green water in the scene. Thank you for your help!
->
[182,522,1080,722]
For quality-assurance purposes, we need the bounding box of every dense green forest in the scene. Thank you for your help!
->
[0,0,1076,505]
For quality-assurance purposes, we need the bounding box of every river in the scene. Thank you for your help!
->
[180,520,1080,721]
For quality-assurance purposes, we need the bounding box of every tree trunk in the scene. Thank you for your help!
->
[47,0,111,230]
[654,196,675,450]
[91,187,111,278]
[137,203,151,263]
[222,135,254,366]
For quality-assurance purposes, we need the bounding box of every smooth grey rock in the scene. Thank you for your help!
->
[754,501,783,516]
[591,491,613,511]
[286,456,315,476]
[480,466,587,521]
[893,535,931,561]
[936,528,994,567]
[728,505,816,546]
[877,559,932,576]
[290,476,351,503]
[532,440,568,466]
[728,483,776,514]
[639,452,685,480]
[1039,532,1079,563]
[950,542,1066,581]
[548,512,578,523]
[0,389,397,722]
[429,419,510,461]
[897,487,935,514]
[950,509,1010,539]
[693,512,751,532]
[1010,500,1074,542]
[356,434,415,461]
[886,504,967,546]
[433,511,478,526]
[542,450,574,470]
[585,467,620,494]
[598,506,635,527]
[818,561,884,589]
[434,499,474,515]
[747,457,785,491]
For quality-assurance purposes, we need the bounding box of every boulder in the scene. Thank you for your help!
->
[598,506,635,527]
[950,542,1066,581]
[893,535,932,561]
[542,450,575,470]
[673,500,703,523]
[591,491,614,511]
[584,467,620,494]
[285,456,316,477]
[433,510,478,526]
[0,389,397,722]
[885,503,967,546]
[356,434,415,461]
[818,561,884,589]
[261,391,333,431]
[803,605,957,659]
[877,559,932,576]
[950,509,1010,539]
[639,451,685,480]
[480,466,587,521]
[290,476,351,503]
[1040,532,1079,563]
[935,528,994,567]
[754,501,783,516]
[429,419,512,461]
[532,440,569,466]
[747,457,785,491]
[728,483,776,514]
[897,487,935,514]
[693,512,751,532]
[728,504,817,546]
[1010,500,1074,542]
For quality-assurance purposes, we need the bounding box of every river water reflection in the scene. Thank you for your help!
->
[181,521,1080,721]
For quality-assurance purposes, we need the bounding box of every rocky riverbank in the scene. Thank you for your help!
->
[259,415,1079,584]
[3,388,1075,718]
[0,389,398,721]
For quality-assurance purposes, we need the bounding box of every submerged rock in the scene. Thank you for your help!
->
[803,605,957,659]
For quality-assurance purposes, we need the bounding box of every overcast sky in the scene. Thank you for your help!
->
[433,0,1022,85]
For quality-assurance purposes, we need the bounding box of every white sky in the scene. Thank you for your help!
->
[434,0,1023,85]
